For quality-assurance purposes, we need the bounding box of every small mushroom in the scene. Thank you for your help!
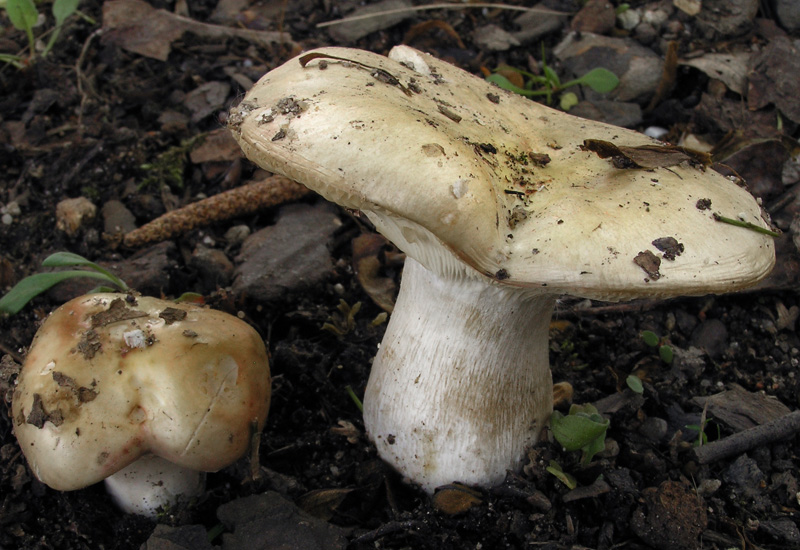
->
[12,294,270,516]
[230,46,775,493]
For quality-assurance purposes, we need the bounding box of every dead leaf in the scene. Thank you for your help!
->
[582,139,712,170]
[102,0,295,62]
[553,381,573,408]
[691,384,792,432]
[747,36,800,124]
[352,233,397,313]
[432,483,483,515]
[633,250,661,280]
[330,420,360,444]
[651,237,684,261]
[775,302,799,331]
[190,129,243,164]
[403,19,466,49]
[297,488,353,521]
[680,52,750,96]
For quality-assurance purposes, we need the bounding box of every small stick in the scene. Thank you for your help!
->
[123,175,311,248]
[712,213,781,237]
[691,410,800,464]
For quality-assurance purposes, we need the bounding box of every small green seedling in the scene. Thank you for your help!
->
[685,403,718,447]
[550,403,610,466]
[486,45,619,109]
[345,385,363,412]
[545,460,577,490]
[1,0,83,68]
[640,330,673,364]
[322,299,361,336]
[0,252,129,315]
[625,374,644,394]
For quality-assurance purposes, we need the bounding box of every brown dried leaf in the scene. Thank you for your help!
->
[747,37,800,124]
[352,233,397,313]
[102,0,295,62]
[432,483,483,515]
[403,19,466,49]
[297,488,354,521]
[582,139,712,170]
[633,251,661,280]
[330,419,361,444]
[651,237,684,261]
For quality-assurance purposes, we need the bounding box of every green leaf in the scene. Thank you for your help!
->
[6,0,38,32]
[580,432,606,465]
[542,66,560,87]
[546,460,577,489]
[52,0,80,26]
[574,67,619,93]
[173,292,205,304]
[559,91,578,111]
[0,271,119,315]
[640,330,660,347]
[659,345,674,364]
[550,409,609,451]
[626,374,644,394]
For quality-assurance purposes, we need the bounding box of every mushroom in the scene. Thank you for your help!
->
[12,293,270,516]
[229,46,775,493]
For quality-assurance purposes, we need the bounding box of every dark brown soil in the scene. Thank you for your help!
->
[1,1,799,549]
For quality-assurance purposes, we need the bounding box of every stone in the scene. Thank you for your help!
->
[217,492,348,550]
[56,197,97,237]
[695,0,758,40]
[191,244,235,290]
[327,0,413,43]
[101,200,137,236]
[690,319,728,360]
[775,0,800,31]
[570,0,616,34]
[511,3,567,44]
[233,202,339,302]
[473,24,520,52]
[141,524,215,550]
[568,99,642,128]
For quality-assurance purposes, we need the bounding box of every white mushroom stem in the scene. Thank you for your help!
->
[363,258,555,493]
[104,454,206,518]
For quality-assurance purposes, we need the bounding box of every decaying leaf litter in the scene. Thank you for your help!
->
[1,1,800,549]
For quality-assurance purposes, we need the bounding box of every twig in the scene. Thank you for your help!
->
[350,520,428,544]
[692,410,800,464]
[123,175,311,248]
[712,213,781,237]
[317,3,568,28]
[75,28,104,141]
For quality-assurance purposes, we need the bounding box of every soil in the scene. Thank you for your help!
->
[1,1,800,549]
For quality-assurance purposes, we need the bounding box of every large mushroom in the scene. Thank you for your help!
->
[229,46,775,493]
[12,293,270,516]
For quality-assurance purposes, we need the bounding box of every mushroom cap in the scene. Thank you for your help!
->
[12,294,270,491]
[231,46,774,300]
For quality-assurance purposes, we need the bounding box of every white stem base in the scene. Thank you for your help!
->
[364,258,555,493]
[104,454,206,517]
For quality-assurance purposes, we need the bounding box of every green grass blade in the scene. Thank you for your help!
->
[42,252,129,290]
[0,271,120,315]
